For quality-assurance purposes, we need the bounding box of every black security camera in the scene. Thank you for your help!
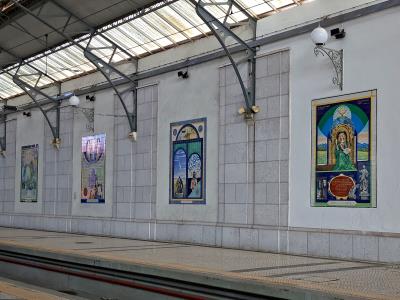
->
[178,71,189,79]
[86,95,95,102]
[331,28,346,39]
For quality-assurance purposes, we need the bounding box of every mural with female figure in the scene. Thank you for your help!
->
[311,90,376,207]
[170,118,206,204]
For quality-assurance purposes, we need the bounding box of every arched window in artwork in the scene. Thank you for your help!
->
[172,148,187,199]
[170,119,206,204]
[188,153,202,198]
[176,124,200,141]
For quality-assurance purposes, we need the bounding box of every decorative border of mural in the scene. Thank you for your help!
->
[169,118,207,204]
[20,144,39,203]
[81,133,106,204]
[311,90,377,208]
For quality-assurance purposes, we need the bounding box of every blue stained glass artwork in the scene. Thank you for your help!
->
[170,118,206,204]
[173,148,187,198]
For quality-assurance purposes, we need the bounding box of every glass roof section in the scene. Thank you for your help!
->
[0,0,305,100]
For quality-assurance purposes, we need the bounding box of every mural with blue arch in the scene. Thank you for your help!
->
[170,118,206,204]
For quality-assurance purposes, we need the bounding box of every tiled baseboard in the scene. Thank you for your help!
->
[0,213,397,263]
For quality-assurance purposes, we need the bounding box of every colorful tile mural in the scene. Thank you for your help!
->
[170,118,206,204]
[20,144,39,203]
[311,90,377,207]
[81,134,106,204]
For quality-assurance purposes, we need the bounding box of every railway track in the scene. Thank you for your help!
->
[0,249,284,300]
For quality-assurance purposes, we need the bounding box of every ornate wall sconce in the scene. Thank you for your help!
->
[311,26,345,90]
[69,95,95,132]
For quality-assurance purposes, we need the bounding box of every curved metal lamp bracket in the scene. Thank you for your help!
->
[74,107,95,133]
[314,46,343,90]
[11,0,138,140]
[194,0,257,115]
[11,72,62,149]
[84,47,138,139]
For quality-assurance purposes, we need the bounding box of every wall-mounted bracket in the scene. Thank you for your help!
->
[314,46,343,90]
[11,71,62,149]
[194,0,258,116]
[74,107,94,132]
[84,42,137,138]
[0,112,5,156]
[11,0,139,139]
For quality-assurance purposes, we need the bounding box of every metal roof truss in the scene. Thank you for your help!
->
[10,0,139,147]
[195,0,258,118]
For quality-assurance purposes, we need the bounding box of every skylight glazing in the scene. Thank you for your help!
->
[0,0,304,99]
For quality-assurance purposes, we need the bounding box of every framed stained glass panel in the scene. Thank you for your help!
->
[170,118,206,204]
[311,90,377,207]
[81,133,106,204]
[20,144,39,203]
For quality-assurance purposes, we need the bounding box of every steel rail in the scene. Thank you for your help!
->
[0,249,280,300]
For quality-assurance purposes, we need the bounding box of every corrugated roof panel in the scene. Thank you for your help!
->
[0,75,16,90]
[131,46,149,56]
[0,74,22,98]
[270,0,295,9]
[210,4,240,23]
[230,0,259,18]
[248,3,274,15]
[66,45,94,71]
[104,28,139,51]
[167,3,208,37]
[87,36,113,59]
[59,47,88,69]
[228,6,250,21]
[128,18,172,51]
[45,55,79,80]
[158,6,203,38]
[0,0,306,100]
[190,0,239,23]
[16,65,49,87]
[29,60,61,78]
[143,13,187,43]
[170,1,211,34]
[86,35,128,63]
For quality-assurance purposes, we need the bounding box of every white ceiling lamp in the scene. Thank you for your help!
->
[311,26,329,45]
[68,95,80,106]
[311,24,345,90]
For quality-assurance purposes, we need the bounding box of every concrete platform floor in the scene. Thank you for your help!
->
[0,227,399,299]
[0,276,86,300]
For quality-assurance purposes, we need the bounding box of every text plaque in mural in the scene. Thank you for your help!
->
[81,134,106,204]
[20,144,39,203]
[311,90,376,207]
[170,118,206,204]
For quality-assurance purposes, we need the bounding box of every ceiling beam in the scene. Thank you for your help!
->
[11,0,139,137]
[0,46,60,84]
[1,0,178,72]
[0,0,48,30]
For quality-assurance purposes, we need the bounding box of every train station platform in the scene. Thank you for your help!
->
[0,227,398,300]
[0,276,86,300]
